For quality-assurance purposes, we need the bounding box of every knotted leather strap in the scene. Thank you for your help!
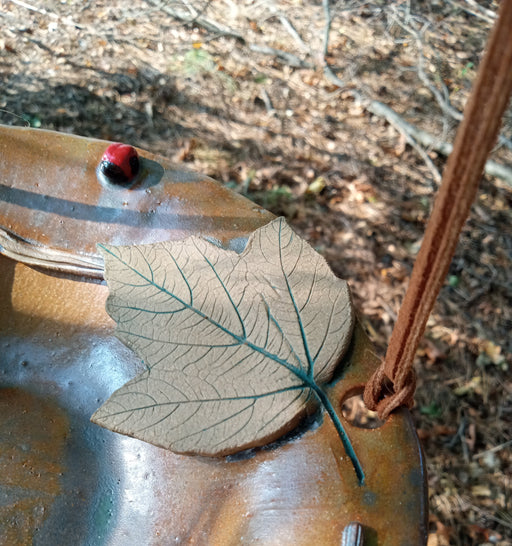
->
[364,0,512,420]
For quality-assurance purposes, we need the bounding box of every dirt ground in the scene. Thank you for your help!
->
[1,1,511,544]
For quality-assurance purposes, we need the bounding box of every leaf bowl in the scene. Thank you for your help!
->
[0,126,427,545]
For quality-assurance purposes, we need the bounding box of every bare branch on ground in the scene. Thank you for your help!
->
[8,0,83,27]
[267,5,311,54]
[387,7,464,123]
[146,0,244,40]
[446,0,497,24]
[145,0,312,68]
[144,0,511,187]
[321,0,332,61]
[247,43,312,69]
[351,92,512,187]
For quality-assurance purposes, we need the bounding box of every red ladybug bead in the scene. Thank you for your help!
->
[98,143,140,186]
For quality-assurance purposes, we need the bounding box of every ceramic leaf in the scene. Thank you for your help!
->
[92,218,355,460]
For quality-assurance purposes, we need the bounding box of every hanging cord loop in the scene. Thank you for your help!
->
[364,0,512,420]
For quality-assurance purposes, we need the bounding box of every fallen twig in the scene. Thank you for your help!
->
[350,91,512,187]
[387,8,464,123]
[371,98,442,185]
[473,439,512,459]
[321,1,351,98]
[321,0,332,61]
[446,0,497,24]
[9,0,59,18]
[260,88,276,116]
[8,0,83,28]
[145,0,312,68]
[147,0,245,41]
[248,43,312,69]
[148,0,511,185]
[267,6,310,54]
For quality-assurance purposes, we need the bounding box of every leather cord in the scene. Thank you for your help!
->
[364,0,512,420]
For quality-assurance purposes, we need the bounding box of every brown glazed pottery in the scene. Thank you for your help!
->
[0,126,427,545]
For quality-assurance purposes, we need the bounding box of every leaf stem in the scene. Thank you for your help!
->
[312,385,365,486]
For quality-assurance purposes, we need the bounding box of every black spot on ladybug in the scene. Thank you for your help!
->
[129,155,140,177]
[99,160,131,185]
[97,143,140,187]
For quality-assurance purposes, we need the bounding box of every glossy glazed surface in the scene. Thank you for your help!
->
[0,126,427,545]
[0,125,272,275]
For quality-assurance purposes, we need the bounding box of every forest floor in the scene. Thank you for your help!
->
[1,1,511,544]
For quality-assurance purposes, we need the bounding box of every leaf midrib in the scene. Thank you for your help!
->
[99,243,314,387]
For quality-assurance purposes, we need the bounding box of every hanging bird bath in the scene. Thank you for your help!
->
[0,125,427,545]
